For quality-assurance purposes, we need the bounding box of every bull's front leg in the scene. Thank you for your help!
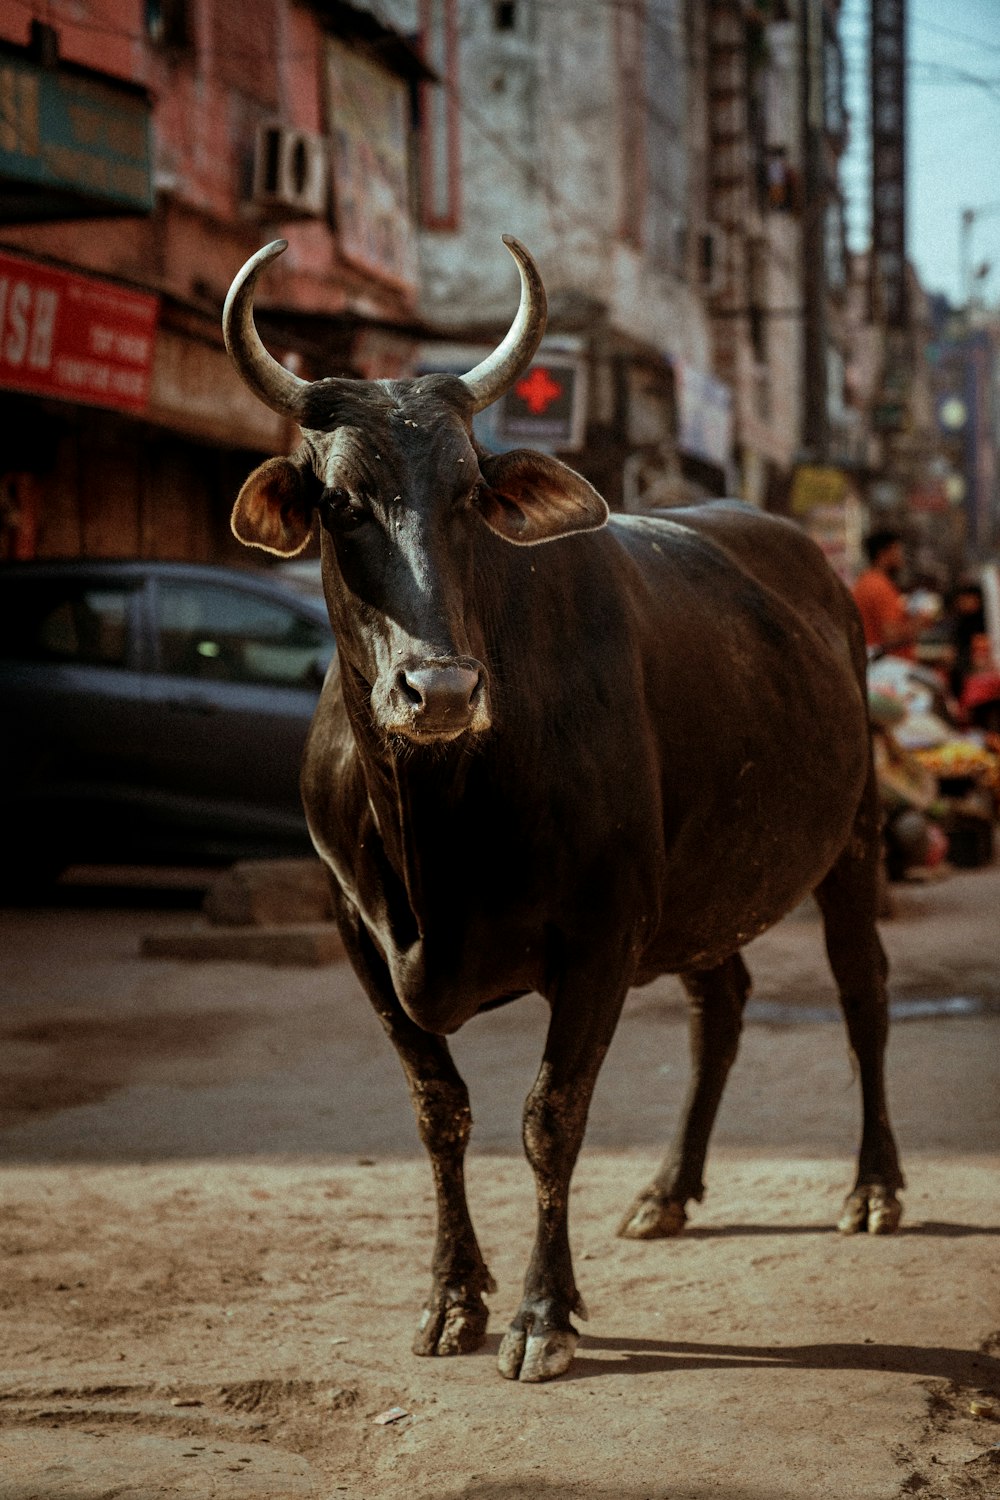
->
[344,922,495,1356]
[407,1066,497,1355]
[498,976,628,1383]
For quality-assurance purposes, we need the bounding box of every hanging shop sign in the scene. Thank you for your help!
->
[790,464,849,515]
[0,249,159,413]
[869,0,907,326]
[0,47,153,223]
[801,494,864,585]
[495,355,587,452]
[417,340,585,453]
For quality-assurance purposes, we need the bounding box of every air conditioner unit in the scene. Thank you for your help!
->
[696,224,728,297]
[252,125,328,219]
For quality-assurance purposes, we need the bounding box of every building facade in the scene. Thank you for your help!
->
[2,0,867,563]
[0,0,432,563]
[399,0,734,511]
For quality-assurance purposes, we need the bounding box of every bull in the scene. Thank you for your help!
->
[222,236,904,1383]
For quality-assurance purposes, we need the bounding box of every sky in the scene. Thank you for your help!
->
[839,0,1000,306]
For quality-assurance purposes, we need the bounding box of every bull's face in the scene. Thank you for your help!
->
[224,239,608,745]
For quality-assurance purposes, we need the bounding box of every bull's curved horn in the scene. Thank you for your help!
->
[223,239,309,418]
[460,235,548,413]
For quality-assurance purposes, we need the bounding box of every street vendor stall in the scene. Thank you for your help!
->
[868,656,999,876]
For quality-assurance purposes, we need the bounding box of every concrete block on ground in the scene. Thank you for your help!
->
[141,922,345,966]
[202,859,335,927]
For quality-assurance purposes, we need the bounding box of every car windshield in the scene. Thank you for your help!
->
[155,580,333,687]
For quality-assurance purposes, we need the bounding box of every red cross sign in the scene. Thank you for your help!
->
[514,365,564,415]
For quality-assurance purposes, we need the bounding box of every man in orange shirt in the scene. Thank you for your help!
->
[852,530,934,659]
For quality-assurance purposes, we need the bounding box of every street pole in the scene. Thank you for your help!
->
[960,208,975,308]
[800,0,829,462]
[959,201,1000,311]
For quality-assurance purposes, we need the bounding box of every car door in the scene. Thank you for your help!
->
[0,569,149,858]
[142,573,333,851]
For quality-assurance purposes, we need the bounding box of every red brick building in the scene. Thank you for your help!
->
[0,1,431,563]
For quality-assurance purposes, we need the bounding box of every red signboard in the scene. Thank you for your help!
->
[0,250,159,413]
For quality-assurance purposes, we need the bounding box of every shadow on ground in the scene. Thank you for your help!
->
[464,1332,1000,1391]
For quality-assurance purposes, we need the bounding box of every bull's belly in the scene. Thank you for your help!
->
[377,842,827,1031]
[636,813,854,979]
[361,787,861,1027]
[345,718,869,1027]
[635,892,804,980]
[382,852,822,1029]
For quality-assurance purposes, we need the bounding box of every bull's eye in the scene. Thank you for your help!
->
[323,487,370,531]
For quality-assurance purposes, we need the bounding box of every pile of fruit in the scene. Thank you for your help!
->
[914,739,1000,798]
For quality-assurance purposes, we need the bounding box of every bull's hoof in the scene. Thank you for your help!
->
[497,1326,579,1383]
[617,1195,687,1240]
[413,1290,490,1356]
[867,1189,904,1235]
[837,1187,903,1236]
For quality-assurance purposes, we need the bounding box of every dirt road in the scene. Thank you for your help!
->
[1,867,998,1499]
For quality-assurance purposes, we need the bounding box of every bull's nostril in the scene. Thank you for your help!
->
[401,664,482,718]
[397,669,424,708]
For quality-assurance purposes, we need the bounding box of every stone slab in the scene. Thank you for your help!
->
[202,859,335,926]
[141,922,345,966]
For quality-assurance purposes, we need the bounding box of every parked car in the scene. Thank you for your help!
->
[0,559,335,885]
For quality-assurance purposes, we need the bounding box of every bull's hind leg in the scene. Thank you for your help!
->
[341,918,495,1356]
[815,777,905,1235]
[618,952,751,1239]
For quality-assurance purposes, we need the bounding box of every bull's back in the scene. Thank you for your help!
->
[613,502,861,655]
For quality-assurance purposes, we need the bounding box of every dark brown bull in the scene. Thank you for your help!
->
[223,236,903,1383]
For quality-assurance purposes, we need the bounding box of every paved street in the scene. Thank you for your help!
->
[0,863,998,1498]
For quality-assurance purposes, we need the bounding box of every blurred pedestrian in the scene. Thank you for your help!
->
[852,529,936,659]
[944,577,985,698]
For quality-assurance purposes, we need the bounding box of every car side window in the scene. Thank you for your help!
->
[155,581,332,687]
[0,582,132,667]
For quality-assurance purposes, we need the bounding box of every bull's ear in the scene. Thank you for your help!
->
[231,456,316,557]
[475,449,609,545]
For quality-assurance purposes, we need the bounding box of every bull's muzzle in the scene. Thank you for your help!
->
[385,658,490,742]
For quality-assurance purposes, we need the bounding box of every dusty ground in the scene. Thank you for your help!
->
[0,864,998,1500]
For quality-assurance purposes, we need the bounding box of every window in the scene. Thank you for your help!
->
[823,23,845,137]
[617,0,646,248]
[825,196,847,293]
[747,19,770,215]
[696,226,727,295]
[213,0,277,105]
[747,238,769,365]
[145,0,190,49]
[155,582,332,688]
[0,582,133,667]
[419,0,461,229]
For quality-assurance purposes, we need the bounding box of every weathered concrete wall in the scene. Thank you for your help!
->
[415,0,712,370]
